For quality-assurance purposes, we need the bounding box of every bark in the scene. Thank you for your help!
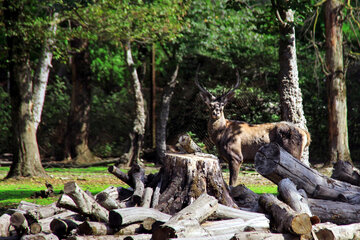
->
[32,12,58,130]
[67,235,152,240]
[313,222,360,240]
[213,204,267,221]
[109,207,171,230]
[152,193,218,240]
[231,232,301,240]
[255,143,360,203]
[140,187,153,208]
[156,153,236,214]
[128,163,145,204]
[259,194,312,235]
[77,221,115,235]
[122,40,146,166]
[64,182,109,222]
[20,233,59,240]
[277,6,309,166]
[156,64,179,162]
[229,184,260,211]
[331,160,360,185]
[325,0,351,165]
[107,166,132,187]
[0,213,11,237]
[50,218,81,237]
[63,38,97,164]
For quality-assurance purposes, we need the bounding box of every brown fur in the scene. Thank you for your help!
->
[197,84,310,186]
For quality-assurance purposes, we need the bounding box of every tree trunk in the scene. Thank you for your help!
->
[32,12,58,130]
[63,38,97,164]
[4,0,49,178]
[277,6,309,166]
[156,64,179,163]
[331,160,360,185]
[325,0,351,165]
[122,40,146,166]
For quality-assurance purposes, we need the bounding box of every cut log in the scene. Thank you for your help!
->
[64,181,109,222]
[116,223,142,235]
[140,187,153,208]
[27,202,65,220]
[152,193,218,240]
[20,233,59,240]
[50,218,81,237]
[128,163,145,205]
[17,201,41,211]
[10,212,29,236]
[231,232,301,240]
[156,153,236,214]
[259,193,312,235]
[307,198,360,225]
[151,176,162,208]
[230,184,260,211]
[66,235,152,240]
[331,160,360,186]
[109,207,171,230]
[78,221,114,235]
[0,213,11,237]
[201,216,270,235]
[255,143,360,203]
[313,222,360,240]
[57,194,80,214]
[213,204,267,221]
[278,178,320,224]
[96,192,123,210]
[108,165,132,187]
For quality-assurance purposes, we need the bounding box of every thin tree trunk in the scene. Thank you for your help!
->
[123,40,146,166]
[33,12,59,130]
[63,39,97,164]
[325,0,351,165]
[277,5,309,166]
[156,64,179,163]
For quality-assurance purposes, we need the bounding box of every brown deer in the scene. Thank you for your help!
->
[195,72,310,186]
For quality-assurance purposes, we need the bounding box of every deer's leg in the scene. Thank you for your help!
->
[228,152,243,187]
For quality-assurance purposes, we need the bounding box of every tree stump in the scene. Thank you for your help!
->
[155,153,236,214]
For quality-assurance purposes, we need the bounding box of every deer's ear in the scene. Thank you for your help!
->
[223,91,235,105]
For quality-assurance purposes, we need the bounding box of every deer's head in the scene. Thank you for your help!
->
[195,71,240,120]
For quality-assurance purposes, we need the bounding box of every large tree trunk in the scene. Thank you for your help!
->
[122,40,146,166]
[325,0,351,165]
[4,0,50,178]
[276,4,309,166]
[156,64,179,163]
[63,38,98,164]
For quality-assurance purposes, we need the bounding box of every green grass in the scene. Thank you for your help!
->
[0,165,276,209]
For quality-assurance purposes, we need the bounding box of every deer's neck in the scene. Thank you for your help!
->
[208,116,227,144]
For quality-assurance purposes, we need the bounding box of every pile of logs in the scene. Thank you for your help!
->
[2,147,360,239]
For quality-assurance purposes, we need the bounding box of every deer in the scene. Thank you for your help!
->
[195,72,310,186]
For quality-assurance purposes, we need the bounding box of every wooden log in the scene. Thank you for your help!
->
[140,187,153,208]
[66,235,151,240]
[231,232,301,240]
[213,204,267,221]
[116,223,142,235]
[50,218,81,237]
[57,194,81,214]
[141,217,164,232]
[10,212,29,236]
[313,222,360,240]
[0,213,11,237]
[108,165,132,187]
[20,233,59,240]
[174,234,237,240]
[152,193,218,240]
[78,221,114,235]
[259,193,312,235]
[230,184,260,211]
[278,178,320,224]
[156,153,236,214]
[255,143,360,203]
[109,207,171,230]
[128,163,145,205]
[201,216,270,235]
[17,201,41,211]
[27,202,65,220]
[64,181,109,222]
[331,160,360,186]
[151,176,162,208]
[307,198,360,225]
[96,192,123,210]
